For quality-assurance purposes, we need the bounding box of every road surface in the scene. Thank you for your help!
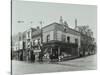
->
[12,55,97,75]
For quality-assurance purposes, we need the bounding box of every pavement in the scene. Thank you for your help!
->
[11,55,97,75]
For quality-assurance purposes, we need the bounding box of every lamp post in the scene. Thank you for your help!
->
[39,21,44,54]
[39,21,43,46]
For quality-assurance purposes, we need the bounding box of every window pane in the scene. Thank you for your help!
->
[67,36,70,43]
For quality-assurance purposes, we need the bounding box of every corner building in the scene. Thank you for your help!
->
[42,22,81,59]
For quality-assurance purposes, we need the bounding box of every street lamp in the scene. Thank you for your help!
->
[39,21,44,54]
[39,21,43,46]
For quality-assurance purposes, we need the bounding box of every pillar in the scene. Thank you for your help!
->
[58,47,60,56]
[51,48,52,54]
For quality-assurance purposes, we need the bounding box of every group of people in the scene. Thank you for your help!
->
[13,49,60,63]
[29,50,35,62]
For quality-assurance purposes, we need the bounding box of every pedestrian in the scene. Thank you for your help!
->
[31,51,35,62]
[50,54,53,62]
[46,53,50,63]
[38,52,43,63]
[20,52,23,61]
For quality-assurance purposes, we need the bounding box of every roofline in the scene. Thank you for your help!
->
[42,22,58,29]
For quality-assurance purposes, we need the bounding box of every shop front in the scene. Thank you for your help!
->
[43,40,79,61]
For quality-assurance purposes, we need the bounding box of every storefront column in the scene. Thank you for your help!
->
[51,48,52,54]
[58,47,60,56]
[77,46,80,57]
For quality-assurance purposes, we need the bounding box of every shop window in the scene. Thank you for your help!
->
[38,39,40,45]
[33,40,35,45]
[75,39,78,44]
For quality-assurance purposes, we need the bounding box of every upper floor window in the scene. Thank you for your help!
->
[22,35,26,40]
[62,34,66,42]
[67,36,70,43]
[38,39,40,45]
[28,31,30,38]
[23,41,26,49]
[47,35,50,42]
[18,36,21,41]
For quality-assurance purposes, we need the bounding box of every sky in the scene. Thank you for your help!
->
[12,0,97,39]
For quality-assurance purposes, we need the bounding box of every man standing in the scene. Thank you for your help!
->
[31,51,35,62]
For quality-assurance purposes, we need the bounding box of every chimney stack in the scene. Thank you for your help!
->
[37,26,40,30]
[64,21,68,27]
[59,16,63,25]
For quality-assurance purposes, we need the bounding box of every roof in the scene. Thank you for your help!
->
[42,22,80,36]
[66,27,80,36]
[54,22,80,36]
[32,29,41,37]
[42,22,58,29]
[12,22,86,40]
